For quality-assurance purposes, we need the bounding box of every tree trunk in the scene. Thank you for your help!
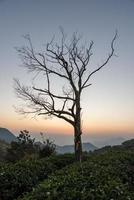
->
[74,125,82,162]
[74,93,82,162]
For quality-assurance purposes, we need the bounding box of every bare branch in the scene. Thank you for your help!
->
[33,87,74,101]
[82,31,117,89]
[15,29,117,161]
[15,30,117,137]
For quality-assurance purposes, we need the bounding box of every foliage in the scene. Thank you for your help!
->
[0,139,9,161]
[17,130,35,145]
[122,139,134,149]
[5,130,37,162]
[0,154,75,200]
[46,154,75,168]
[1,138,134,200]
[18,149,134,200]
[39,133,56,158]
[5,131,58,162]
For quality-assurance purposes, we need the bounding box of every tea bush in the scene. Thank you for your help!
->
[0,154,75,200]
[18,150,134,200]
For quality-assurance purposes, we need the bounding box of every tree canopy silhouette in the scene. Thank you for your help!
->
[14,30,117,161]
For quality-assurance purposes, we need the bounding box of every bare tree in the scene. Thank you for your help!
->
[14,30,117,161]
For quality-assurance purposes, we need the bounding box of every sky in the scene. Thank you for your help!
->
[0,0,134,146]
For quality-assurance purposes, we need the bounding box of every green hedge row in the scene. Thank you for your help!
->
[18,150,134,200]
[0,154,75,200]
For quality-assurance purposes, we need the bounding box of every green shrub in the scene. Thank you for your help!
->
[6,130,37,162]
[18,150,134,200]
[0,154,75,200]
[39,139,56,158]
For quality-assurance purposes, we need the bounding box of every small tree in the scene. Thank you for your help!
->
[6,130,36,161]
[14,30,117,161]
[39,133,56,158]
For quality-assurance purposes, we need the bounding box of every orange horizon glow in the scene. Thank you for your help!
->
[1,115,134,137]
[1,106,134,137]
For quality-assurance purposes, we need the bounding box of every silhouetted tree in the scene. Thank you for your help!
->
[6,130,36,161]
[39,133,56,158]
[14,30,117,161]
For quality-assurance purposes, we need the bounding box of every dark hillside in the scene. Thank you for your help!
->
[0,128,16,143]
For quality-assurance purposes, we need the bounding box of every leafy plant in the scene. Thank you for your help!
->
[18,150,134,200]
[0,154,75,200]
[6,130,36,162]
[39,133,56,158]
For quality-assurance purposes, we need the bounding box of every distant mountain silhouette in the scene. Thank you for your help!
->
[0,128,16,143]
[56,142,97,154]
[94,138,134,154]
[93,136,126,148]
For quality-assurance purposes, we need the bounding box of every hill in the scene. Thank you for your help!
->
[56,142,97,154]
[0,128,16,143]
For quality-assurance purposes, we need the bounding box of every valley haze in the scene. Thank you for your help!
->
[0,127,131,148]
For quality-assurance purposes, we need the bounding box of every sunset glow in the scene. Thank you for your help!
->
[0,0,134,145]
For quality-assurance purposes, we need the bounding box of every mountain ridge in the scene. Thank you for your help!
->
[0,127,16,143]
[56,142,97,154]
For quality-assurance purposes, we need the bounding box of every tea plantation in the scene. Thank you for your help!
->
[16,149,134,200]
[0,148,134,199]
[0,154,75,200]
